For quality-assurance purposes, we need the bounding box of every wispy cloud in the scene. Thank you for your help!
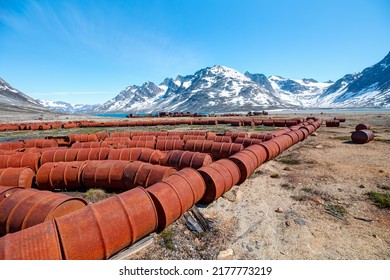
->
[0,0,204,70]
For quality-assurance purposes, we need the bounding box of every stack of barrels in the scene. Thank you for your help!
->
[351,123,374,144]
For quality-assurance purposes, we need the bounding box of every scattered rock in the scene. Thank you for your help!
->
[378,170,384,173]
[285,220,291,227]
[294,219,307,226]
[222,191,236,202]
[315,145,323,149]
[184,230,190,235]
[358,184,366,189]
[312,195,325,205]
[235,189,243,201]
[246,245,254,252]
[194,238,200,245]
[217,249,234,260]
[255,241,260,249]
[275,207,284,213]
[312,132,318,136]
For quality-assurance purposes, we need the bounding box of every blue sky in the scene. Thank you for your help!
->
[1,0,389,104]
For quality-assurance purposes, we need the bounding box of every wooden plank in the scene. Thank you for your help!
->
[109,234,154,260]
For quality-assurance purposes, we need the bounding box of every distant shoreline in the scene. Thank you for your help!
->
[93,108,390,118]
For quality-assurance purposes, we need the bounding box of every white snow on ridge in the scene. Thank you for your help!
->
[38,100,70,109]
[182,81,191,88]
[158,85,168,93]
[295,79,332,89]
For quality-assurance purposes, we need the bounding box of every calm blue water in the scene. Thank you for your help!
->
[94,113,130,118]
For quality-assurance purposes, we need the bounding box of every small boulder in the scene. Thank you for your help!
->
[275,207,284,213]
[217,248,234,260]
[312,195,325,205]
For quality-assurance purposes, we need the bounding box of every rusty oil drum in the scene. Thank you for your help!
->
[355,123,371,131]
[0,188,87,236]
[81,160,129,190]
[0,153,40,172]
[75,148,111,161]
[69,133,99,143]
[0,186,23,204]
[184,140,214,153]
[198,158,241,204]
[271,135,293,153]
[244,144,268,167]
[123,161,177,189]
[225,131,248,141]
[258,141,280,161]
[0,167,35,188]
[36,161,88,191]
[0,220,62,260]
[23,139,58,148]
[107,148,165,164]
[55,187,158,260]
[110,131,131,138]
[351,129,374,144]
[229,149,258,184]
[155,140,185,151]
[40,148,111,164]
[206,135,232,143]
[159,150,212,170]
[71,142,102,148]
[127,140,156,149]
[0,141,25,150]
[234,137,262,147]
[147,168,206,230]
[210,142,243,160]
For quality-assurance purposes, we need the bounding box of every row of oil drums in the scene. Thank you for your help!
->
[0,149,211,190]
[0,118,322,259]
[0,120,312,150]
[325,117,347,127]
[0,130,254,149]
[0,117,309,132]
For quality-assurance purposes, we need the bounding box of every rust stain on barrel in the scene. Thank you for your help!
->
[351,129,374,144]
[55,187,157,259]
[0,220,62,260]
[0,167,35,188]
[147,168,205,230]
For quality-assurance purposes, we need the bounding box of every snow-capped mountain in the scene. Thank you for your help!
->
[265,75,333,107]
[0,77,49,113]
[96,82,166,113]
[11,51,390,114]
[93,65,291,113]
[88,52,390,113]
[37,99,99,114]
[316,51,390,107]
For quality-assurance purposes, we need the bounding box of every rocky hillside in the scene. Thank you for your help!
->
[0,78,49,113]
